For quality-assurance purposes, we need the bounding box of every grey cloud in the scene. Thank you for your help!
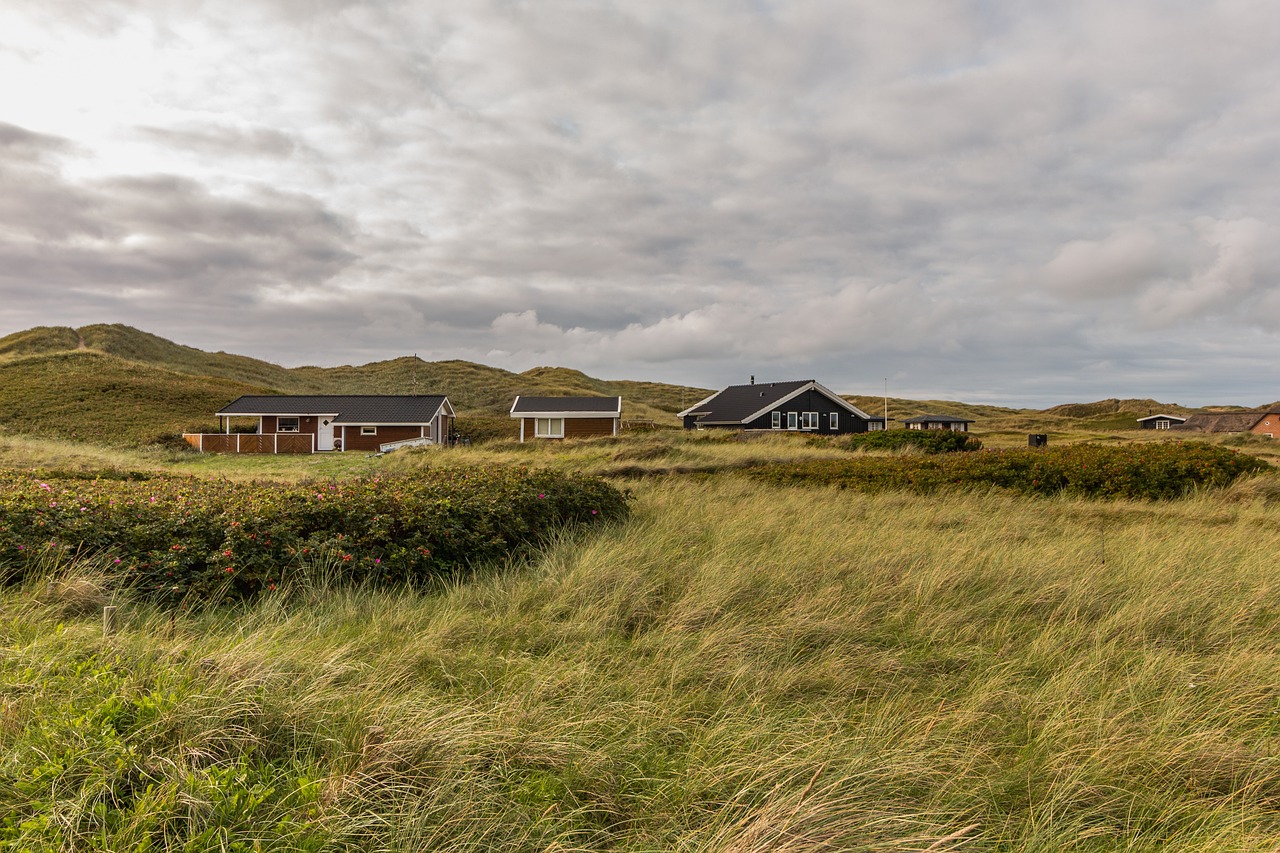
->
[3,1,1280,404]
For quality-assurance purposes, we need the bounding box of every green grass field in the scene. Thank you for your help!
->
[3,430,1280,850]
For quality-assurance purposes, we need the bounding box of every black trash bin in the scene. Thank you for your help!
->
[1028,434,1048,448]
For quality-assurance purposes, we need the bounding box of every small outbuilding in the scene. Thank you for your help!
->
[901,414,974,433]
[510,396,622,441]
[677,379,875,434]
[1136,414,1188,430]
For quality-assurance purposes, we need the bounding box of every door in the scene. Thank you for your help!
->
[318,419,335,451]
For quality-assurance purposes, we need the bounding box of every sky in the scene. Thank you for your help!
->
[2,0,1279,407]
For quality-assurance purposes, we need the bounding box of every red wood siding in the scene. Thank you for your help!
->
[339,425,424,452]
[522,416,616,440]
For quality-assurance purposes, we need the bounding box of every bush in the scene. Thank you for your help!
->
[843,429,982,453]
[750,442,1270,500]
[0,465,629,604]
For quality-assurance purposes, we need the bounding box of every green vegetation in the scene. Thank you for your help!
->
[5,475,1280,849]
[752,441,1269,499]
[842,428,983,453]
[0,466,628,602]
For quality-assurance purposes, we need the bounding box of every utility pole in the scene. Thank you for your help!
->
[884,378,889,431]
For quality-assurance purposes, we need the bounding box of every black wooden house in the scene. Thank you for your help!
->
[678,379,877,434]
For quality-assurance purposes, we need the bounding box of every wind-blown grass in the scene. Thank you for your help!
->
[4,477,1280,849]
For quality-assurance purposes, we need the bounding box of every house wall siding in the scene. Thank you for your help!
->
[340,425,425,452]
[744,389,868,434]
[521,416,616,440]
[262,415,321,437]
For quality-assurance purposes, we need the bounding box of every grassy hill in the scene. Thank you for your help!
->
[1,323,1272,448]
[0,325,709,446]
[0,350,262,447]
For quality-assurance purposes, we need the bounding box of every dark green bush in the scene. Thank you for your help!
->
[843,429,982,453]
[0,465,629,603]
[750,442,1269,500]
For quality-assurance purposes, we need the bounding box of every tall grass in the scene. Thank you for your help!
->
[4,478,1280,849]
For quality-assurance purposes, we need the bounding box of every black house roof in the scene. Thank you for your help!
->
[510,396,622,417]
[678,380,871,425]
[217,395,451,424]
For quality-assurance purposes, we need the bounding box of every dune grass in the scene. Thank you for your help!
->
[4,476,1280,850]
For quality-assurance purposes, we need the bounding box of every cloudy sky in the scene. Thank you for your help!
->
[2,1,1278,406]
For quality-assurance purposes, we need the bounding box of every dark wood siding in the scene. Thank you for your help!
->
[565,417,616,438]
[522,416,616,440]
[262,414,320,437]
[339,425,424,452]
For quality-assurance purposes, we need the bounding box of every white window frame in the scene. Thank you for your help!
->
[801,412,819,430]
[829,412,839,430]
[868,421,884,431]
[771,411,781,429]
[361,426,378,436]
[277,417,300,433]
[786,412,798,430]
[535,417,565,438]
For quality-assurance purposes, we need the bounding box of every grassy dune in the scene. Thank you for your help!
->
[5,473,1280,850]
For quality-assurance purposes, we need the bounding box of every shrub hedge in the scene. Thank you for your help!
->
[0,465,628,602]
[843,429,983,453]
[750,442,1270,499]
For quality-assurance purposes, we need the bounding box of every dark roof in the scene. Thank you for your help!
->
[678,380,870,424]
[510,396,622,416]
[1170,412,1265,433]
[217,395,450,424]
[901,414,974,425]
[1136,414,1187,423]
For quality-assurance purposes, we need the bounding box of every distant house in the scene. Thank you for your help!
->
[902,414,974,433]
[510,396,622,441]
[677,379,875,434]
[185,395,455,453]
[1136,414,1188,430]
[1171,411,1280,436]
[1253,412,1280,438]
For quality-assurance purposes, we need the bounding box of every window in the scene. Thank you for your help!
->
[771,411,781,429]
[535,417,564,438]
[869,421,884,431]
[800,412,819,430]
[278,417,300,433]
[361,426,378,436]
[786,412,798,430]
[829,412,839,430]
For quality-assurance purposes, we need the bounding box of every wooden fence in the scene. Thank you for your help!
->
[183,434,315,454]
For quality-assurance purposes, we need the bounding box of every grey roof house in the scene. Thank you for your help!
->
[902,414,974,432]
[510,396,622,441]
[678,379,876,434]
[1136,414,1188,430]
[185,395,455,453]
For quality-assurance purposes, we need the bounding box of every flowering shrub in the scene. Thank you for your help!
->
[750,442,1270,499]
[0,466,628,602]
[842,429,982,453]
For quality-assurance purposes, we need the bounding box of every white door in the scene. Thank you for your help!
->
[318,419,335,451]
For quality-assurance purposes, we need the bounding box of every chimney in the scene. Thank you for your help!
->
[750,375,755,385]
